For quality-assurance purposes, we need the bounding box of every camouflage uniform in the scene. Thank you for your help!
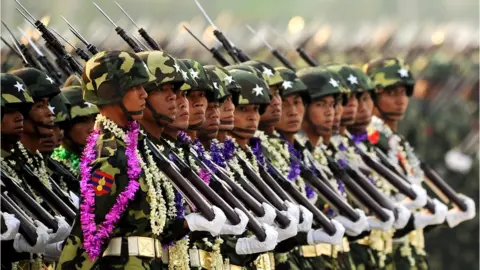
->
[57,51,188,270]
[364,58,428,270]
[0,73,37,269]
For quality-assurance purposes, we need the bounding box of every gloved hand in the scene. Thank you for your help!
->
[407,175,423,186]
[297,205,313,232]
[334,209,369,236]
[274,213,299,242]
[47,216,71,243]
[306,219,345,245]
[446,194,476,228]
[185,206,227,236]
[393,204,412,229]
[219,208,249,235]
[367,208,395,231]
[235,224,278,255]
[69,191,80,209]
[283,201,300,221]
[13,220,49,253]
[255,203,276,225]
[401,185,428,210]
[43,241,63,261]
[413,199,448,229]
[1,212,20,241]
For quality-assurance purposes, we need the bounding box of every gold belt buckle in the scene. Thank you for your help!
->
[315,243,332,257]
[229,265,243,270]
[268,252,275,269]
[300,245,317,257]
[253,253,271,270]
[198,249,211,269]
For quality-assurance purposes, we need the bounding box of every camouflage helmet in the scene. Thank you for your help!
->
[81,51,156,105]
[274,67,308,98]
[297,67,350,104]
[204,68,227,102]
[363,57,415,96]
[1,73,34,109]
[49,92,71,123]
[177,60,199,91]
[326,64,374,93]
[229,60,283,87]
[62,86,99,120]
[229,69,271,114]
[204,65,241,94]
[63,74,82,87]
[11,68,61,100]
[179,59,213,92]
[136,51,186,92]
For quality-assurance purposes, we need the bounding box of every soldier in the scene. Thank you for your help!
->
[364,57,475,270]
[51,85,99,178]
[0,73,54,269]
[48,93,71,152]
[137,52,231,270]
[56,51,224,269]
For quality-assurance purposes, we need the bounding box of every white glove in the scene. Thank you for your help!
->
[219,208,249,235]
[407,175,423,186]
[1,212,21,241]
[393,204,412,229]
[255,203,276,225]
[367,208,395,231]
[13,220,49,253]
[69,191,80,209]
[446,194,476,228]
[401,185,428,210]
[47,216,72,243]
[283,201,300,221]
[297,205,313,232]
[185,206,227,236]
[334,209,369,236]
[235,223,278,255]
[43,241,63,260]
[414,199,448,229]
[306,219,345,245]
[274,213,299,242]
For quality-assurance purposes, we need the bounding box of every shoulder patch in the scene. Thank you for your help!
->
[90,170,115,195]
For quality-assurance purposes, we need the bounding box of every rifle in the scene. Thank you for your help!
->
[264,159,337,235]
[61,16,100,55]
[50,28,91,61]
[183,25,230,67]
[1,171,59,231]
[46,157,80,196]
[1,21,40,69]
[151,139,241,225]
[1,193,38,245]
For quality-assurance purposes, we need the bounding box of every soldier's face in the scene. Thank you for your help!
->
[275,94,305,133]
[24,98,55,149]
[219,96,235,131]
[341,94,358,126]
[1,108,24,139]
[187,90,207,127]
[146,83,177,124]
[350,91,374,132]
[306,95,335,136]
[122,85,148,120]
[260,87,281,125]
[332,101,344,134]
[233,104,260,139]
[52,125,64,149]
[168,91,189,130]
[68,116,95,146]
[199,102,220,139]
[375,85,409,120]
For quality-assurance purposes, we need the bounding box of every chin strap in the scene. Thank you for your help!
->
[188,121,204,130]
[258,118,280,129]
[231,127,256,138]
[305,113,331,136]
[220,120,233,125]
[145,102,174,128]
[373,99,404,121]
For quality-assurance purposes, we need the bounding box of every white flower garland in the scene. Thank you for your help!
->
[16,142,52,191]
[1,158,23,185]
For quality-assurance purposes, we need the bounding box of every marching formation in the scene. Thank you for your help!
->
[0,1,477,270]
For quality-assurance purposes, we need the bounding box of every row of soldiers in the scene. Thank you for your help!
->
[0,47,476,270]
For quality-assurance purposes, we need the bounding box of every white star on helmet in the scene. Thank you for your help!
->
[45,76,54,84]
[329,78,339,87]
[347,74,358,85]
[252,84,264,96]
[397,68,409,78]
[282,80,293,90]
[262,67,274,77]
[14,81,25,92]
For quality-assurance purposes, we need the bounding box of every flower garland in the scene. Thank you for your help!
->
[17,142,52,190]
[201,237,224,269]
[51,146,80,176]
[1,158,23,185]
[79,119,141,260]
[220,137,248,181]
[177,132,211,184]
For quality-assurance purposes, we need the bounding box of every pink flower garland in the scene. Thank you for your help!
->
[79,121,141,260]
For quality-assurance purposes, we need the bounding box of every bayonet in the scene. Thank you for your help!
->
[183,25,230,66]
[2,21,39,68]
[61,15,99,55]
[246,25,296,70]
[50,28,90,61]
[93,2,142,52]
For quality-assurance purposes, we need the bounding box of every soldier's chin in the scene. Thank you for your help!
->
[131,112,144,121]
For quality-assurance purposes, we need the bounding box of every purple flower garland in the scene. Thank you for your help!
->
[79,121,141,260]
[222,137,235,162]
